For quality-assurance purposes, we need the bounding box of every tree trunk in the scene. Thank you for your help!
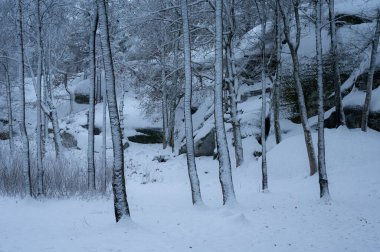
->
[16,0,32,197]
[260,15,268,191]
[44,45,63,160]
[225,40,244,168]
[97,0,130,222]
[102,70,107,193]
[315,0,330,200]
[88,10,98,191]
[215,0,236,205]
[273,2,282,144]
[328,0,345,127]
[277,0,318,176]
[2,63,14,153]
[119,82,126,140]
[361,10,380,131]
[36,0,44,196]
[180,0,203,205]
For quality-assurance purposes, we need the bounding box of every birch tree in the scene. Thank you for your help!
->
[180,0,203,205]
[328,0,345,127]
[16,0,32,196]
[361,10,380,131]
[215,0,236,205]
[88,10,98,191]
[1,62,14,152]
[254,0,268,191]
[36,0,44,196]
[224,0,244,167]
[273,1,282,144]
[277,0,318,176]
[96,0,130,222]
[315,0,330,199]
[102,70,107,193]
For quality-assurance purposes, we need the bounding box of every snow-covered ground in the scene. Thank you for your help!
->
[1,125,379,252]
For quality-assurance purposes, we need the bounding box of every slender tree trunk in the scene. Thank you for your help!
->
[44,61,62,160]
[88,10,98,191]
[102,70,107,193]
[260,16,268,191]
[225,41,244,167]
[224,0,243,167]
[273,2,282,144]
[277,0,318,176]
[215,0,236,205]
[119,82,126,140]
[180,0,203,205]
[315,0,330,200]
[35,0,44,196]
[2,63,14,153]
[361,10,380,131]
[97,0,130,222]
[161,71,168,149]
[16,0,32,197]
[328,0,345,127]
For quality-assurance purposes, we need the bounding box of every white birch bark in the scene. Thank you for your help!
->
[102,70,107,193]
[225,45,244,167]
[259,11,268,191]
[16,0,32,197]
[273,2,282,144]
[35,0,44,196]
[277,0,318,176]
[328,0,345,126]
[180,0,203,205]
[119,82,125,140]
[97,0,130,221]
[361,10,380,131]
[215,0,236,205]
[160,48,168,150]
[315,0,330,200]
[88,10,98,191]
[2,62,14,153]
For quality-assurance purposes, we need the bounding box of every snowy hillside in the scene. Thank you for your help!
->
[1,0,380,251]
[1,128,379,252]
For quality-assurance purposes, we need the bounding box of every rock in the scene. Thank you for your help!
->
[152,155,169,163]
[123,141,130,150]
[74,94,89,104]
[0,132,10,140]
[128,128,163,144]
[353,68,380,91]
[179,129,215,157]
[335,14,371,27]
[325,106,380,132]
[80,124,102,135]
[61,131,78,148]
[253,151,262,159]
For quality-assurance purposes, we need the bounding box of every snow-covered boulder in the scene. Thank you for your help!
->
[61,131,78,148]
[73,79,90,104]
[179,128,215,157]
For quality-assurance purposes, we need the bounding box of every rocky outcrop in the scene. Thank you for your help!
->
[74,94,89,104]
[179,128,215,157]
[127,128,163,144]
[325,106,380,132]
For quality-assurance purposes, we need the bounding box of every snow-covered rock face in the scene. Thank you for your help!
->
[127,128,163,144]
[179,128,215,157]
[0,119,11,140]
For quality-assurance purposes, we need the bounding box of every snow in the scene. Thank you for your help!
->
[1,127,380,251]
[335,0,380,17]
[343,86,380,111]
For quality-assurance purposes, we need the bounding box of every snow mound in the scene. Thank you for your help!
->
[267,127,380,179]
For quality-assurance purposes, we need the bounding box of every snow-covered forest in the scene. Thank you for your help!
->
[0,0,380,251]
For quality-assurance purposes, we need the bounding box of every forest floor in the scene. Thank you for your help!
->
[1,127,379,252]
